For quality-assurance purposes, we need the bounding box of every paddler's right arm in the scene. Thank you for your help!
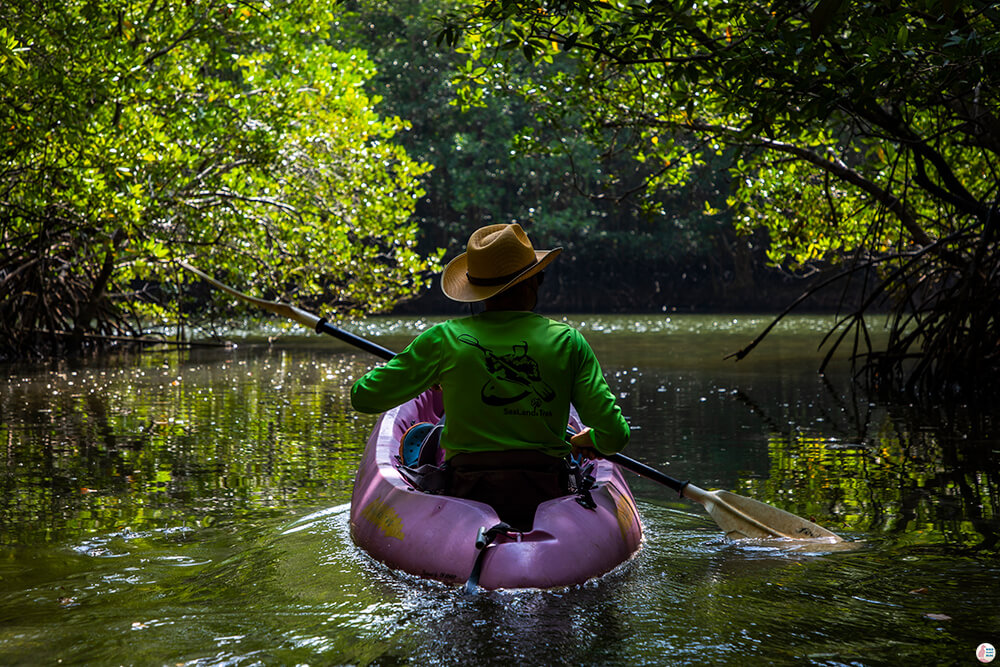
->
[350,328,441,414]
[569,330,630,456]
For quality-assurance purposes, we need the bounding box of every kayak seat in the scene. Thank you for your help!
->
[417,423,444,467]
[397,422,447,494]
[448,450,572,531]
[399,422,434,467]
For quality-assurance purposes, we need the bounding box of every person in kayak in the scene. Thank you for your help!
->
[350,223,629,530]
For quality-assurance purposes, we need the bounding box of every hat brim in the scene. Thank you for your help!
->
[441,247,562,303]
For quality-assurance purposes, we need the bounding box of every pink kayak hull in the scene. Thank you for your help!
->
[349,391,643,590]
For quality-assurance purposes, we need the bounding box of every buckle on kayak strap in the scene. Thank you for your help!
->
[568,460,598,510]
[463,522,512,594]
[575,487,597,510]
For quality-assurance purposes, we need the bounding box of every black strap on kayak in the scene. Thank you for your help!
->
[567,458,598,510]
[463,522,512,595]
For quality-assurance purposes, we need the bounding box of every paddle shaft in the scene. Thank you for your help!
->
[315,318,395,361]
[178,261,396,360]
[181,264,840,541]
[185,262,688,491]
[607,453,688,496]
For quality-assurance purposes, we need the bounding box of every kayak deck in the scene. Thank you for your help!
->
[349,391,643,590]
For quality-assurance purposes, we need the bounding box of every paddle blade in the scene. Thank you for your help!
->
[684,484,842,542]
[179,262,322,330]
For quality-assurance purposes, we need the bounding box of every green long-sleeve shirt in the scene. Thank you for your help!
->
[350,311,629,458]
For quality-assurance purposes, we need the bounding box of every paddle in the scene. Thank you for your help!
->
[605,454,841,541]
[178,262,395,361]
[181,263,842,543]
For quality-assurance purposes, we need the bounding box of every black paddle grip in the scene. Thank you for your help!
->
[316,318,395,361]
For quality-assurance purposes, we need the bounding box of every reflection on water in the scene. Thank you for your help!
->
[1,315,997,665]
[0,347,372,546]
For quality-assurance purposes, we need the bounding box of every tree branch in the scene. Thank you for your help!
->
[686,119,937,247]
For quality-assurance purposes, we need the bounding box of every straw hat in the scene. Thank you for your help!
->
[441,224,562,303]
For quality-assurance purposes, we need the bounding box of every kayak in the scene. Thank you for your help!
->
[349,390,643,590]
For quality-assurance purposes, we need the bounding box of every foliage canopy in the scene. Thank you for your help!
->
[328,0,756,315]
[441,0,1000,397]
[0,0,440,357]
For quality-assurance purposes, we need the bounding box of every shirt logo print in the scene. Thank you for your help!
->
[458,334,555,407]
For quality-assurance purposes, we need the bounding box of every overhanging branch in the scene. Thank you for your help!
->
[687,120,936,248]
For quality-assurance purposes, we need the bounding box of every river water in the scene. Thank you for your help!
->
[1,314,997,665]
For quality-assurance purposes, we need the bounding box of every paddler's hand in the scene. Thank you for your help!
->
[570,427,602,460]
